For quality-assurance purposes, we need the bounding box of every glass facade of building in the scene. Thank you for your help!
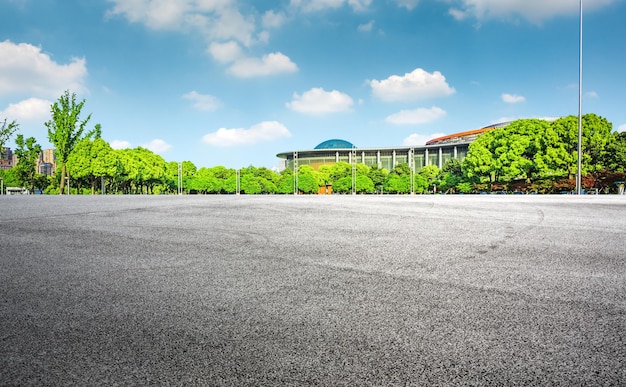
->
[279,144,469,173]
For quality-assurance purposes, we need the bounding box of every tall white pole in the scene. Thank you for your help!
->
[178,162,182,195]
[576,0,583,195]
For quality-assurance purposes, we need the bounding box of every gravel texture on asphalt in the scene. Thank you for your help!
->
[1,195,625,385]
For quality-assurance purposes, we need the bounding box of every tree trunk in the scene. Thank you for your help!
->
[59,163,66,195]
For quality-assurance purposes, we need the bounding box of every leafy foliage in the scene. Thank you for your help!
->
[45,91,99,194]
[1,118,19,157]
[14,134,42,192]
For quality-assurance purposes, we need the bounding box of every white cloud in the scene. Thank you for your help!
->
[586,91,599,99]
[202,121,291,146]
[618,124,626,133]
[448,8,467,21]
[0,98,51,123]
[208,41,243,63]
[0,40,87,97]
[290,0,344,12]
[182,91,220,111]
[228,52,298,78]
[141,138,172,154]
[107,0,255,46]
[348,0,372,12]
[369,68,456,102]
[395,0,420,10]
[386,106,447,125]
[448,0,617,23]
[286,88,354,114]
[262,10,286,28]
[289,0,371,12]
[358,20,375,32]
[208,7,256,46]
[403,132,446,146]
[502,93,526,103]
[110,140,132,150]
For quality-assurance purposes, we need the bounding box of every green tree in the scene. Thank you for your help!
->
[45,91,98,194]
[91,138,119,194]
[332,176,352,193]
[297,172,318,194]
[605,131,626,172]
[367,164,387,193]
[0,168,19,193]
[438,159,464,193]
[384,163,412,193]
[67,137,119,194]
[240,174,262,194]
[276,168,295,194]
[1,118,19,158]
[355,175,375,194]
[329,162,352,183]
[463,132,496,184]
[13,134,42,193]
[413,174,429,193]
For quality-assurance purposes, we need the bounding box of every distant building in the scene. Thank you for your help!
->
[276,123,511,173]
[0,148,57,175]
[38,149,56,176]
[0,147,13,170]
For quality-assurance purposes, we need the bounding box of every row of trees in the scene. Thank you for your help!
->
[462,114,626,193]
[1,90,625,195]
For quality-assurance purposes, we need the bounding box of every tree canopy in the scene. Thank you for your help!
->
[45,91,99,194]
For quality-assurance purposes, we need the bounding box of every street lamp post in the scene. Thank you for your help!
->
[293,151,298,195]
[352,147,356,195]
[236,169,240,195]
[0,177,3,195]
[178,162,182,195]
[576,0,583,195]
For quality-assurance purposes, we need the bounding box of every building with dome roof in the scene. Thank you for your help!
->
[314,139,355,150]
[276,122,508,173]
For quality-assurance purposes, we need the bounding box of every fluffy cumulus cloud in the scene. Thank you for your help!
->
[107,0,256,46]
[202,121,291,146]
[182,91,220,111]
[110,140,132,150]
[0,98,52,123]
[502,93,525,103]
[618,124,626,133]
[386,106,446,125]
[107,1,301,77]
[403,132,446,146]
[262,10,286,28]
[141,138,172,154]
[208,41,243,63]
[447,0,617,23]
[0,40,87,98]
[369,68,455,102]
[286,88,354,114]
[228,52,298,78]
[289,0,371,12]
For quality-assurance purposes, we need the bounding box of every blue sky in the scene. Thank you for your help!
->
[1,0,625,169]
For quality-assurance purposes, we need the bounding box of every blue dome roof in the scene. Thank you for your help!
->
[314,139,354,149]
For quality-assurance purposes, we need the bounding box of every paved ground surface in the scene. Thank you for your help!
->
[1,195,625,385]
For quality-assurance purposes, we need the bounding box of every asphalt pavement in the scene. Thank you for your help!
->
[1,194,625,385]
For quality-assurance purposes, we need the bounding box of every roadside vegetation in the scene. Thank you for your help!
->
[1,91,625,194]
